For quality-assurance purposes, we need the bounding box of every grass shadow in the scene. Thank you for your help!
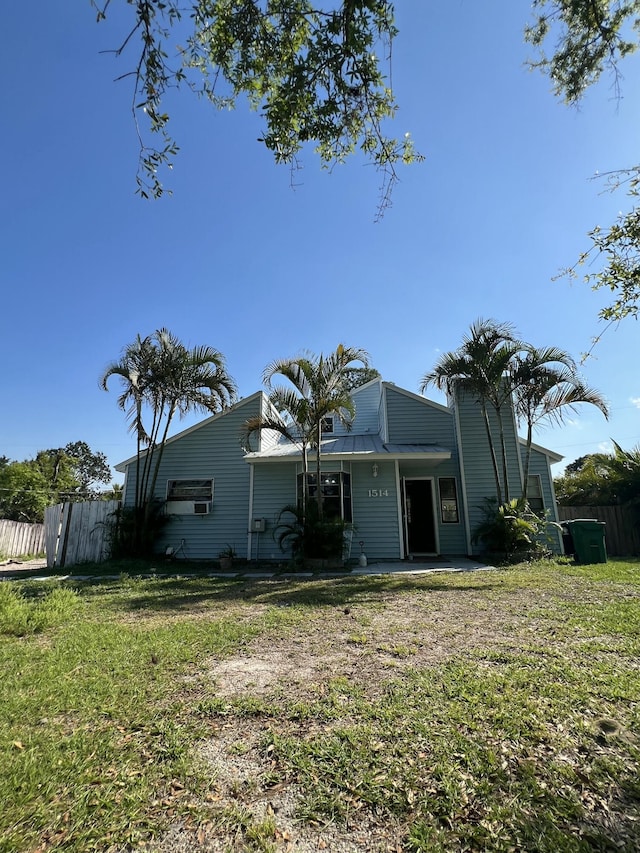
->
[70,571,510,614]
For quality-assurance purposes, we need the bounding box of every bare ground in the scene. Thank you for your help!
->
[140,577,588,852]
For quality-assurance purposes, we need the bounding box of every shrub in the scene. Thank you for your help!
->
[472,498,550,563]
[105,499,172,558]
[273,503,349,563]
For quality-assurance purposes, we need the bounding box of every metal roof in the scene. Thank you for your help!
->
[246,433,451,462]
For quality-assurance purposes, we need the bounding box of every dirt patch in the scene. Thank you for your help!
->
[155,720,406,852]
[204,587,548,702]
[147,582,564,852]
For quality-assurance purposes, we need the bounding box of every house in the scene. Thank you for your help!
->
[115,378,563,561]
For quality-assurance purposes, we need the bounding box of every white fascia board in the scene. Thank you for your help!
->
[382,382,452,415]
[351,376,383,396]
[518,437,564,464]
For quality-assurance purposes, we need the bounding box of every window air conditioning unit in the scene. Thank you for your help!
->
[251,518,266,532]
[193,501,211,515]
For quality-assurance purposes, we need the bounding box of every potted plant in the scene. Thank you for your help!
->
[218,544,236,570]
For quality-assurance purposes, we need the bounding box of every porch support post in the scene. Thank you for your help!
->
[394,460,405,559]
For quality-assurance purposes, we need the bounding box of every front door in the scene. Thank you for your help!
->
[403,479,437,555]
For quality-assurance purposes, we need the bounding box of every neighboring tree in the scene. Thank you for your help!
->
[555,441,640,507]
[0,442,114,522]
[33,450,79,501]
[102,328,236,551]
[245,344,369,520]
[511,345,609,497]
[92,0,420,213]
[63,441,112,497]
[421,319,524,505]
[525,1,640,323]
[340,366,382,393]
[565,455,591,476]
[0,461,52,523]
[100,482,124,502]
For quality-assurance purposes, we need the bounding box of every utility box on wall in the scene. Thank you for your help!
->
[251,518,266,533]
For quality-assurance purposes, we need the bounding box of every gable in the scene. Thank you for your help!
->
[384,384,455,446]
[115,391,265,473]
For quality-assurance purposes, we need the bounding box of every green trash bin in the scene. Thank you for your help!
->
[565,519,607,564]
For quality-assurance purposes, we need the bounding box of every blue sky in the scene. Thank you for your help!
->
[2,2,638,485]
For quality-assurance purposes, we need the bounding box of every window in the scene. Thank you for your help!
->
[321,416,334,434]
[297,472,352,521]
[438,478,459,523]
[526,475,544,514]
[167,479,213,502]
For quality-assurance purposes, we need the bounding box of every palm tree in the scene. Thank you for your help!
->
[247,344,370,519]
[421,319,524,504]
[102,329,236,546]
[512,345,609,497]
[142,329,237,510]
[242,387,316,516]
[100,333,156,512]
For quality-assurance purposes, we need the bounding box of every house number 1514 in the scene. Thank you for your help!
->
[368,489,389,497]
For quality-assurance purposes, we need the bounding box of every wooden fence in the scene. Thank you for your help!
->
[45,501,120,569]
[557,505,640,557]
[0,519,46,557]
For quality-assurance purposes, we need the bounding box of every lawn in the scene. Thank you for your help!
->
[1,559,639,852]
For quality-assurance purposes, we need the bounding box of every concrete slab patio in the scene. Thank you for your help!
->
[351,556,493,575]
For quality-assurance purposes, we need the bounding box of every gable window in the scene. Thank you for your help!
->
[526,475,544,514]
[297,472,352,522]
[438,478,459,523]
[321,416,334,434]
[167,479,213,502]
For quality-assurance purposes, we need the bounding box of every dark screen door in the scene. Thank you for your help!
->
[404,479,436,554]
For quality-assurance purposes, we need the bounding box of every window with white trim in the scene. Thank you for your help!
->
[167,479,213,502]
[526,475,544,514]
[321,416,334,434]
[297,472,352,521]
[438,477,459,523]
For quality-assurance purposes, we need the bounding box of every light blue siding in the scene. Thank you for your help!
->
[385,386,453,445]
[522,446,563,552]
[331,379,382,436]
[454,387,538,554]
[250,462,298,560]
[384,387,467,554]
[351,460,401,559]
[121,395,262,559]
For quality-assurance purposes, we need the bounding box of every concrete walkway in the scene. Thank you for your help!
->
[1,556,492,582]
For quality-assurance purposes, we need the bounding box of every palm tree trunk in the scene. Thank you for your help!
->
[481,403,503,505]
[316,421,323,519]
[495,407,511,503]
[140,401,164,507]
[145,406,175,522]
[522,422,533,500]
[301,442,309,523]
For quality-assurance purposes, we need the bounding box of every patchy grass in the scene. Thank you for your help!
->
[0,583,79,636]
[0,560,639,852]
